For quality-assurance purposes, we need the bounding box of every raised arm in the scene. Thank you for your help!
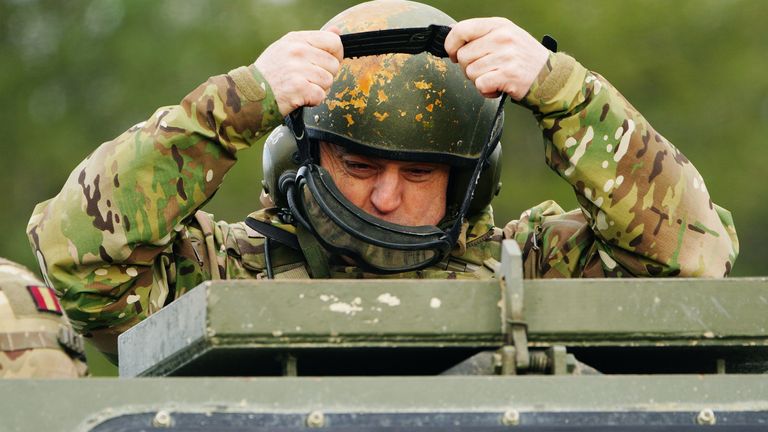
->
[26,65,279,355]
[519,52,738,277]
[27,30,343,356]
[446,18,738,277]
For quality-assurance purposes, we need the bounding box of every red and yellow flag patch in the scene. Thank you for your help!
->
[26,285,63,315]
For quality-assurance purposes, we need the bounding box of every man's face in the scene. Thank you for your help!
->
[319,141,450,226]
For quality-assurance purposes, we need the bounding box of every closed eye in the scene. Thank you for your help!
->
[343,159,377,177]
[406,167,434,176]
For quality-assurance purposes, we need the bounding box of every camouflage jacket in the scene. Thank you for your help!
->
[27,52,738,356]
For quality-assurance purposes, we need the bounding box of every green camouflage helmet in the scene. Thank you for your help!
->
[264,0,502,216]
[261,0,504,273]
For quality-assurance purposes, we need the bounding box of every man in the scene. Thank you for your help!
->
[27,1,738,360]
[0,258,87,378]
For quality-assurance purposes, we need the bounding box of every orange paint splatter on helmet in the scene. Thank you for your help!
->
[414,80,433,90]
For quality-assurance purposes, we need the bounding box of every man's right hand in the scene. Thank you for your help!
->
[254,28,343,117]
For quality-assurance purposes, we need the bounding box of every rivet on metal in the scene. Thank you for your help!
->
[313,115,320,124]
[696,408,716,426]
[306,410,325,428]
[152,410,173,428]
[501,409,520,426]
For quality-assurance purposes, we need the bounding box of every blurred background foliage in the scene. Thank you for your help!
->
[0,0,766,375]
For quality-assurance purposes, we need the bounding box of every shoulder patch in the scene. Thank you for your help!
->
[26,285,62,315]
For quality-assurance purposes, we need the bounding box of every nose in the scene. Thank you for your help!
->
[369,167,402,215]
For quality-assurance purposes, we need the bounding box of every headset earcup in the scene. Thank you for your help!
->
[262,126,301,209]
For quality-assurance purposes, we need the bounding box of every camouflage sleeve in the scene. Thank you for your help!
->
[511,52,738,278]
[26,65,281,355]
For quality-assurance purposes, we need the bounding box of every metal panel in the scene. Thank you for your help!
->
[206,279,502,342]
[3,376,768,432]
[85,410,768,431]
[525,278,768,345]
[118,286,208,377]
[118,277,768,377]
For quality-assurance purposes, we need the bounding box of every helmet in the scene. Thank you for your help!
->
[262,0,503,273]
[0,258,88,378]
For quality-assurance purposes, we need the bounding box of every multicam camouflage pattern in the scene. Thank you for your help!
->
[27,51,737,357]
[511,53,738,278]
[0,258,87,378]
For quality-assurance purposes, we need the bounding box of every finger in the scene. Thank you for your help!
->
[303,83,329,107]
[444,18,495,62]
[283,81,326,113]
[306,64,335,91]
[464,52,506,82]
[474,69,506,98]
[302,45,341,76]
[455,38,494,76]
[306,30,344,62]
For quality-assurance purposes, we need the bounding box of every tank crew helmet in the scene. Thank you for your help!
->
[261,0,503,274]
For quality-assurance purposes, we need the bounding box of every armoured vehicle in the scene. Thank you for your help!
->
[2,241,768,431]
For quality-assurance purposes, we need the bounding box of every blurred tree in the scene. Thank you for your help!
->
[1,0,766,374]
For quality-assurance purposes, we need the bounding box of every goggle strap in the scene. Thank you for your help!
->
[340,25,451,59]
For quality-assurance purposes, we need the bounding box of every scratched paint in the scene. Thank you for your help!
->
[377,293,401,307]
[329,297,364,315]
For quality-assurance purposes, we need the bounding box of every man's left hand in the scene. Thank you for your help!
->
[445,17,550,101]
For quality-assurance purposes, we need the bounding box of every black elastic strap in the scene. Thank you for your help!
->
[340,25,451,59]
[245,217,300,251]
[264,237,274,279]
[541,34,558,53]
[285,108,313,164]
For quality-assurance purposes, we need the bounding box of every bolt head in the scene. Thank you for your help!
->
[501,409,520,426]
[307,410,325,428]
[152,410,173,428]
[696,408,717,425]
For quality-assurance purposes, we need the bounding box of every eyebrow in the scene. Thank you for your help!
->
[329,143,352,157]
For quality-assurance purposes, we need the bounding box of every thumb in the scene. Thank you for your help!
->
[326,25,342,35]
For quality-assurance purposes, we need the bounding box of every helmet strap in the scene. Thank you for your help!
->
[285,107,314,165]
[294,224,331,279]
[446,94,507,245]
